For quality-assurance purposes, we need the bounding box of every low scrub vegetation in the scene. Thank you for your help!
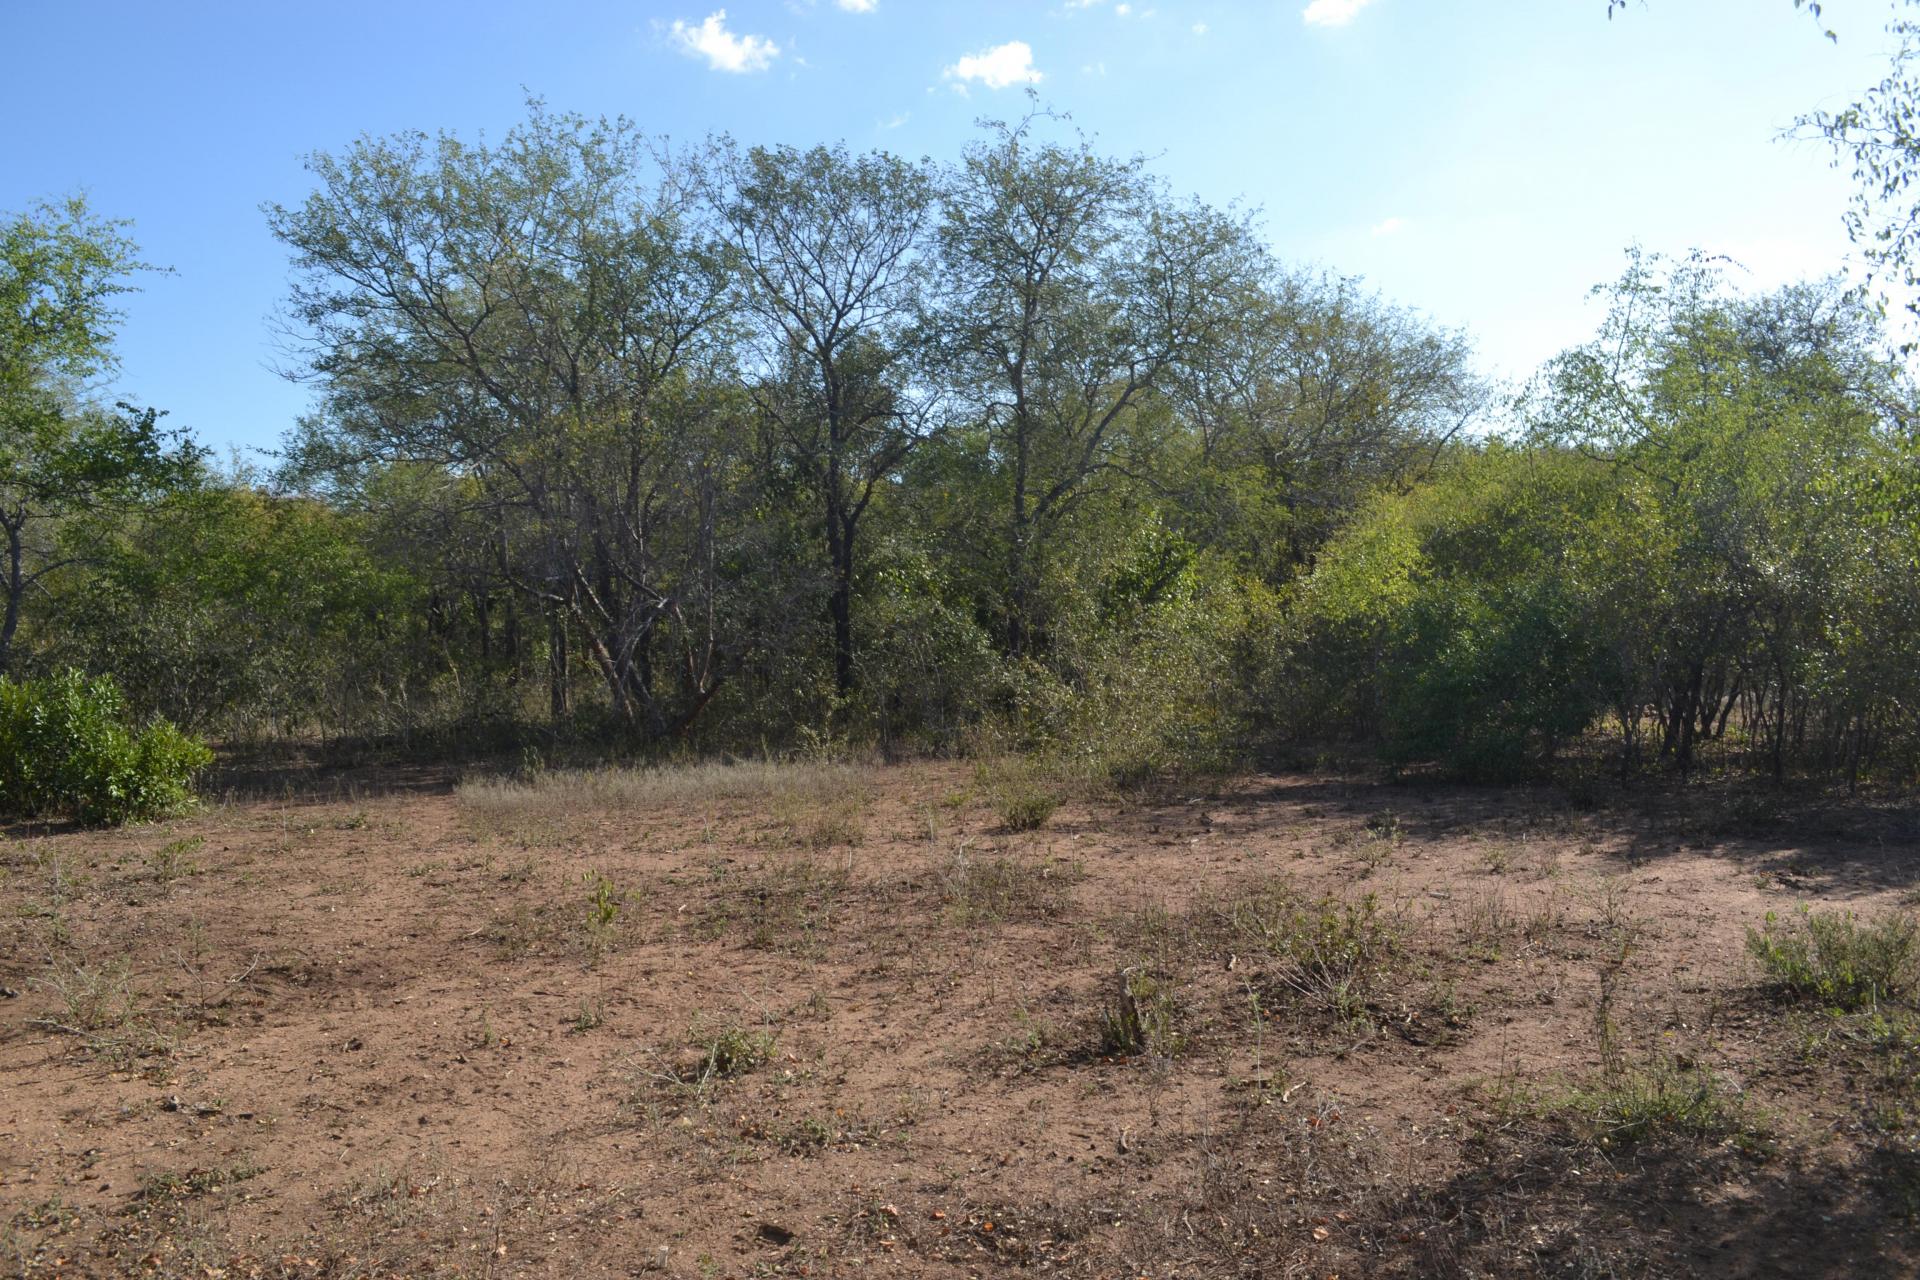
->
[0,670,212,825]
[1748,907,1920,1009]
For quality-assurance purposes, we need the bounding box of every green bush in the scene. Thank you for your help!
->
[1746,906,1920,1010]
[0,669,214,824]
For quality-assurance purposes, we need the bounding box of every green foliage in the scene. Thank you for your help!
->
[1565,1056,1761,1149]
[1289,258,1920,781]
[694,1023,778,1081]
[997,785,1058,832]
[1747,906,1920,1010]
[43,476,428,736]
[0,669,212,824]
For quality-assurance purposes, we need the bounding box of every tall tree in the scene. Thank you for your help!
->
[269,103,745,739]
[711,141,937,697]
[936,109,1255,657]
[0,197,199,673]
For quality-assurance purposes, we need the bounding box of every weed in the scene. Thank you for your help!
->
[1099,966,1185,1058]
[148,836,203,885]
[1747,906,1919,1010]
[977,758,1062,831]
[34,956,170,1061]
[940,846,1084,925]
[583,870,628,960]
[1563,1056,1762,1151]
[1219,884,1400,1025]
[999,786,1059,832]
[690,1021,777,1084]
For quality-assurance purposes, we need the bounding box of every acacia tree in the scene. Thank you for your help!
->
[935,110,1256,657]
[710,142,938,698]
[0,197,200,674]
[269,104,746,738]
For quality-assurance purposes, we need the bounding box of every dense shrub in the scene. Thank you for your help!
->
[0,670,214,824]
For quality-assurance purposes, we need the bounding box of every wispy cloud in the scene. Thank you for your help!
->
[1192,20,1208,34]
[1303,0,1377,28]
[668,10,780,73]
[882,111,910,129]
[1371,216,1407,237]
[837,0,877,11]
[945,40,1043,91]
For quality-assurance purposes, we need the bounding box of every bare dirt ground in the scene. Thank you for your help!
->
[4,759,1919,1279]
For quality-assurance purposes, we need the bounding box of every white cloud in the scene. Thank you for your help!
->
[944,40,1043,91]
[1303,0,1376,27]
[668,10,780,73]
[1115,2,1131,13]
[882,111,910,129]
[1192,20,1208,34]
[837,0,877,10]
[1371,216,1407,237]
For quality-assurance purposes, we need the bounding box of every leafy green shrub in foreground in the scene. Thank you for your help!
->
[0,669,213,824]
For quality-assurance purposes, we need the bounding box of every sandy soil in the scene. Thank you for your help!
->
[3,760,1918,1278]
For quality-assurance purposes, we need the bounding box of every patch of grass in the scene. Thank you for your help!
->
[1098,966,1185,1058]
[999,787,1059,832]
[976,758,1063,832]
[1747,906,1919,1010]
[147,836,203,886]
[1459,888,1561,961]
[1562,1057,1764,1151]
[1216,884,1401,1025]
[694,1022,777,1082]
[457,759,870,847]
[939,847,1084,925]
[702,858,848,955]
[34,956,171,1061]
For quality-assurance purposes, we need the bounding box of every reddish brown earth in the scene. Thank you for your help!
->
[3,760,1918,1278]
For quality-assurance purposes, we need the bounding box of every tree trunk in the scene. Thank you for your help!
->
[548,608,571,719]
[826,488,855,697]
[0,518,23,679]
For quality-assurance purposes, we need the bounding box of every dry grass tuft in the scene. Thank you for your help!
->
[457,759,870,846]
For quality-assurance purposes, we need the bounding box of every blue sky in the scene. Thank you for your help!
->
[1,0,1901,456]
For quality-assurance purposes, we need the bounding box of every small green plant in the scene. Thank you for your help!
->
[694,1022,777,1082]
[998,784,1059,832]
[1099,966,1185,1058]
[0,670,213,825]
[1747,906,1919,1010]
[1223,884,1398,1024]
[148,836,203,885]
[583,870,626,959]
[1565,1056,1762,1150]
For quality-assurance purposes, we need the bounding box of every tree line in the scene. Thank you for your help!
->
[4,103,1917,784]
